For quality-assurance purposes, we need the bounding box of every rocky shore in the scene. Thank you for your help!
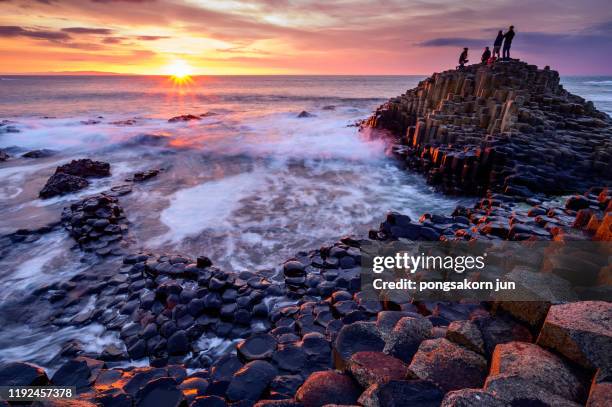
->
[0,60,611,407]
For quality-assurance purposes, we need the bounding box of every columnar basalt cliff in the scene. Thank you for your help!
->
[365,61,612,197]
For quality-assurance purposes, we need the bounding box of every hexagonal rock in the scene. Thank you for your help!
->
[485,373,581,407]
[237,333,278,361]
[493,301,550,329]
[334,322,385,369]
[357,380,444,407]
[226,360,278,402]
[440,389,509,407]
[135,377,184,407]
[295,371,361,407]
[383,317,433,363]
[536,301,612,370]
[347,351,409,387]
[408,338,487,392]
[446,320,484,354]
[490,341,586,402]
[473,316,532,356]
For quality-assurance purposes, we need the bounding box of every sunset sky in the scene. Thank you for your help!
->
[1,0,610,75]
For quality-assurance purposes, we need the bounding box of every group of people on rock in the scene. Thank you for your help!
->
[458,25,515,69]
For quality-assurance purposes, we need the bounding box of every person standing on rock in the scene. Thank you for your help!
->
[502,26,515,60]
[493,30,504,58]
[458,47,469,69]
[481,46,491,64]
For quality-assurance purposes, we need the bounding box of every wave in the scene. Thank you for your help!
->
[584,80,612,85]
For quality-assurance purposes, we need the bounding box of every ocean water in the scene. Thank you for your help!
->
[0,74,609,367]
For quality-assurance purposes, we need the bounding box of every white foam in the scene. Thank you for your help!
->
[155,170,266,244]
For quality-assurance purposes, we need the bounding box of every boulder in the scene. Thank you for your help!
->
[296,371,361,407]
[135,377,184,407]
[445,320,484,354]
[536,301,612,370]
[358,380,444,407]
[408,338,487,392]
[485,373,581,407]
[51,357,105,392]
[440,389,509,407]
[39,173,89,198]
[383,317,433,362]
[56,159,110,178]
[490,341,586,402]
[226,360,277,402]
[334,322,385,368]
[0,361,49,386]
[238,333,278,361]
[347,351,409,387]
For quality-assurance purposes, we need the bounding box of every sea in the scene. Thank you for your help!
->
[0,74,610,368]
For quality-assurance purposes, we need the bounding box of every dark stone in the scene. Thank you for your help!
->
[334,322,385,368]
[0,362,49,386]
[358,380,444,407]
[167,330,189,355]
[211,355,243,382]
[168,114,201,123]
[297,111,315,118]
[39,173,89,198]
[51,357,105,392]
[191,395,227,407]
[272,344,307,372]
[197,256,213,268]
[226,360,278,402]
[135,377,184,407]
[237,334,278,361]
[56,159,111,178]
[22,149,56,158]
[347,351,410,387]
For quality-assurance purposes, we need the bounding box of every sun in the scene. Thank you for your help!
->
[165,59,194,84]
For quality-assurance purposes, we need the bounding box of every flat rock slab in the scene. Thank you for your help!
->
[0,362,49,386]
[296,371,361,407]
[490,341,586,402]
[238,333,278,361]
[357,379,444,407]
[408,338,487,392]
[536,301,612,370]
[347,351,409,387]
[226,360,277,402]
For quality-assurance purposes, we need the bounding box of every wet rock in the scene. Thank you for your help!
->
[269,374,303,397]
[446,320,484,354]
[51,357,105,392]
[297,111,315,118]
[168,114,201,122]
[0,150,9,161]
[358,380,444,407]
[179,377,210,400]
[334,322,385,368]
[383,317,433,362]
[226,360,278,402]
[295,371,361,407]
[22,149,56,158]
[489,341,586,402]
[440,389,509,407]
[210,355,243,382]
[537,301,612,370]
[135,377,184,407]
[167,330,189,355]
[0,362,49,386]
[408,338,487,392]
[238,333,278,361]
[566,195,591,211]
[40,172,90,198]
[347,351,409,387]
[272,344,307,373]
[485,374,581,407]
[56,158,110,178]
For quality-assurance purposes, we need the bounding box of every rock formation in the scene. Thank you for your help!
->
[365,61,612,197]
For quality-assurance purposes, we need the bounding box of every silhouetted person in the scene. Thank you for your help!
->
[481,47,491,64]
[458,47,469,69]
[493,30,503,58]
[503,26,515,59]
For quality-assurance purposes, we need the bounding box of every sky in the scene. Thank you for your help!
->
[0,0,611,75]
